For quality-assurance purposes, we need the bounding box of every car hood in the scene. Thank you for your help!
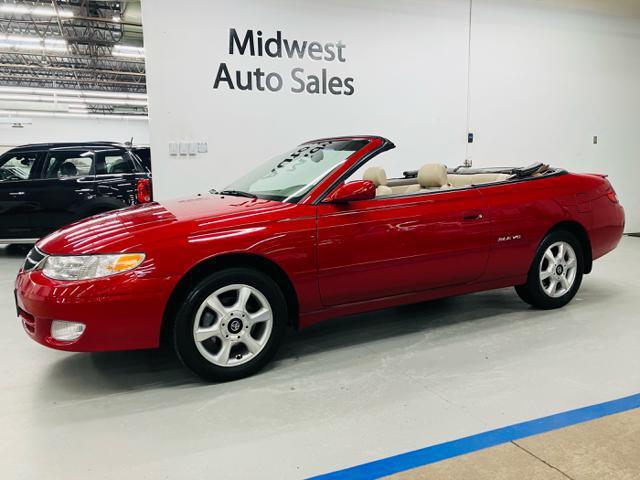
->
[37,194,296,255]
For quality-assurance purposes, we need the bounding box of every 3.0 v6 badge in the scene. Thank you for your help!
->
[497,234,522,242]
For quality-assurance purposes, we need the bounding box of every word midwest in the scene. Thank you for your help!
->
[213,29,355,95]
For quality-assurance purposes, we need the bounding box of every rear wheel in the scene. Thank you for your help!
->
[173,268,286,382]
[515,230,584,309]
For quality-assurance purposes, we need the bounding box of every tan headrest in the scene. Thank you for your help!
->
[417,164,448,188]
[363,166,387,187]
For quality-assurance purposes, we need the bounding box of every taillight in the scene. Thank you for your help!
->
[606,189,619,204]
[136,178,152,203]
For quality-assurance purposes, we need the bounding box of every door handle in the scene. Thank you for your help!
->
[463,212,484,221]
[9,191,26,196]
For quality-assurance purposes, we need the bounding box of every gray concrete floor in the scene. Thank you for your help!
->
[0,238,638,480]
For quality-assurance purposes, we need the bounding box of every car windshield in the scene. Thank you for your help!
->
[223,139,369,202]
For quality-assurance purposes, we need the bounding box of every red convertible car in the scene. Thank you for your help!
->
[15,136,624,381]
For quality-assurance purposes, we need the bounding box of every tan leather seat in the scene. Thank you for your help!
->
[470,173,510,184]
[362,167,392,196]
[405,164,449,194]
[448,174,472,188]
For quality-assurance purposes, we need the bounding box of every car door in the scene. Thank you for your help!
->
[27,148,97,237]
[476,179,560,281]
[0,150,43,240]
[93,148,147,206]
[316,187,492,306]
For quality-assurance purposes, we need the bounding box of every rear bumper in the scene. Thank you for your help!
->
[15,270,178,352]
[591,202,625,261]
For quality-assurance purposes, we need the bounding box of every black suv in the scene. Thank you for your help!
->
[0,142,152,243]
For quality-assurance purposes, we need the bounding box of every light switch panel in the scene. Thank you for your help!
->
[169,142,178,155]
[179,142,188,155]
[197,142,208,153]
[189,142,197,155]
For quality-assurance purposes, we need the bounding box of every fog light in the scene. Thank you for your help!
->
[51,320,86,342]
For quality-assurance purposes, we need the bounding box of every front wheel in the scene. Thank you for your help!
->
[173,268,287,382]
[515,231,584,309]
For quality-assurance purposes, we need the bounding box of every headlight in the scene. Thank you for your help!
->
[42,253,145,281]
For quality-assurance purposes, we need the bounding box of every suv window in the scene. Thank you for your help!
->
[95,150,136,175]
[45,150,94,178]
[0,152,39,181]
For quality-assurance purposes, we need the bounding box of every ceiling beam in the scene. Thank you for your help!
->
[0,73,145,87]
[0,63,146,77]
[0,50,145,65]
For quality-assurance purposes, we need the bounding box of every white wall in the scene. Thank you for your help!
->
[0,116,149,154]
[141,0,640,232]
[141,0,471,198]
[469,0,640,231]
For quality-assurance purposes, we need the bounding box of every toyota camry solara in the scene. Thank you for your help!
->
[15,136,625,381]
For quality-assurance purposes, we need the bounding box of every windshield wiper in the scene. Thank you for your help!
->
[219,189,258,199]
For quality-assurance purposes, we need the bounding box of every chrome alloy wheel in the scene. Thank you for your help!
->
[539,241,578,298]
[192,284,273,367]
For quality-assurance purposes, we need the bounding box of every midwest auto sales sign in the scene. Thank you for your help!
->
[213,28,355,96]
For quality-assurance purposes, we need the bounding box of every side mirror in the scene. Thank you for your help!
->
[326,180,376,203]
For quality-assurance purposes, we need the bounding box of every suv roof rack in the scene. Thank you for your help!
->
[6,141,126,153]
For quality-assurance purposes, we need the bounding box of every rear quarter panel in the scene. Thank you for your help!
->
[478,173,593,282]
[574,174,625,260]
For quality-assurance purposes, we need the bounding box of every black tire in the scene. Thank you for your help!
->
[515,230,584,309]
[173,267,286,382]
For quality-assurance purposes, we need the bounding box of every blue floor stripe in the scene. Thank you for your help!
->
[308,392,640,480]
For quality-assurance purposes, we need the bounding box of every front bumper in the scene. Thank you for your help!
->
[15,269,178,352]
